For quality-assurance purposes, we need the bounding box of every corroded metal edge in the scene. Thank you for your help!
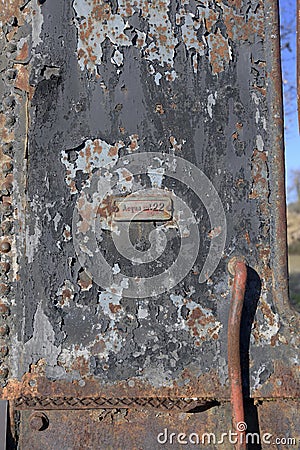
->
[265,1,291,314]
[0,0,34,389]
[0,11,22,387]
[17,400,300,450]
[13,396,215,412]
[0,0,298,414]
[3,356,299,404]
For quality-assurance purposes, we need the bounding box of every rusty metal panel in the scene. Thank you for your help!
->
[17,401,300,449]
[19,405,234,450]
[0,0,299,446]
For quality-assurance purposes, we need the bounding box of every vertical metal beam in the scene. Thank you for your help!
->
[266,0,290,315]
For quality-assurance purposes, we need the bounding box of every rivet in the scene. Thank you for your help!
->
[0,324,9,336]
[9,17,18,27]
[2,143,13,156]
[3,96,15,108]
[2,162,13,174]
[0,345,8,357]
[0,242,11,253]
[1,181,13,195]
[0,202,12,216]
[6,116,16,127]
[0,367,9,379]
[6,69,17,80]
[5,43,17,53]
[0,263,10,274]
[0,303,10,316]
[1,221,13,234]
[0,284,10,296]
[29,412,49,431]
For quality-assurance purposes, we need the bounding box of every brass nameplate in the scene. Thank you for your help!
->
[113,196,172,221]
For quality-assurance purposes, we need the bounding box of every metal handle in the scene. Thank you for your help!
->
[228,257,247,450]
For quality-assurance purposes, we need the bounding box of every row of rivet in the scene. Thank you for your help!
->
[0,60,17,384]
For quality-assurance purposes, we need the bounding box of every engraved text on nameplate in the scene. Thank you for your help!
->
[113,197,172,221]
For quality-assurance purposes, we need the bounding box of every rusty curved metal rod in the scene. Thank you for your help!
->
[228,258,247,450]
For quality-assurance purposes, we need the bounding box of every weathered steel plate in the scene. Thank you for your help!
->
[0,0,299,446]
[18,401,300,450]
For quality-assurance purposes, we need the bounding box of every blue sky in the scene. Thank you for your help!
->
[279,0,300,203]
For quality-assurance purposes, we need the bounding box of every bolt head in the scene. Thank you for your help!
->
[1,181,13,195]
[0,345,8,357]
[6,43,17,53]
[2,162,13,174]
[3,96,15,108]
[0,262,10,274]
[1,221,13,234]
[0,367,9,379]
[2,143,13,156]
[0,284,10,296]
[0,324,9,336]
[0,303,10,316]
[0,241,11,253]
[6,70,17,80]
[6,116,16,128]
[29,412,49,431]
[0,202,12,216]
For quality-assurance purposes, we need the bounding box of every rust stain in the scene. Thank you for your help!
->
[208,29,231,75]
[0,114,15,143]
[129,134,138,151]
[0,0,25,26]
[155,104,165,114]
[78,271,93,291]
[249,149,268,200]
[204,10,218,33]
[14,64,35,98]
[253,361,300,398]
[93,141,103,154]
[108,146,118,157]
[96,195,115,219]
[186,306,221,343]
[223,3,264,42]
[90,340,106,355]
[2,368,228,402]
[15,41,29,62]
[71,356,90,376]
[244,231,251,245]
[109,303,122,314]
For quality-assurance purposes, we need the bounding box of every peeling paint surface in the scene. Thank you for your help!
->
[73,0,263,78]
[0,2,299,445]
